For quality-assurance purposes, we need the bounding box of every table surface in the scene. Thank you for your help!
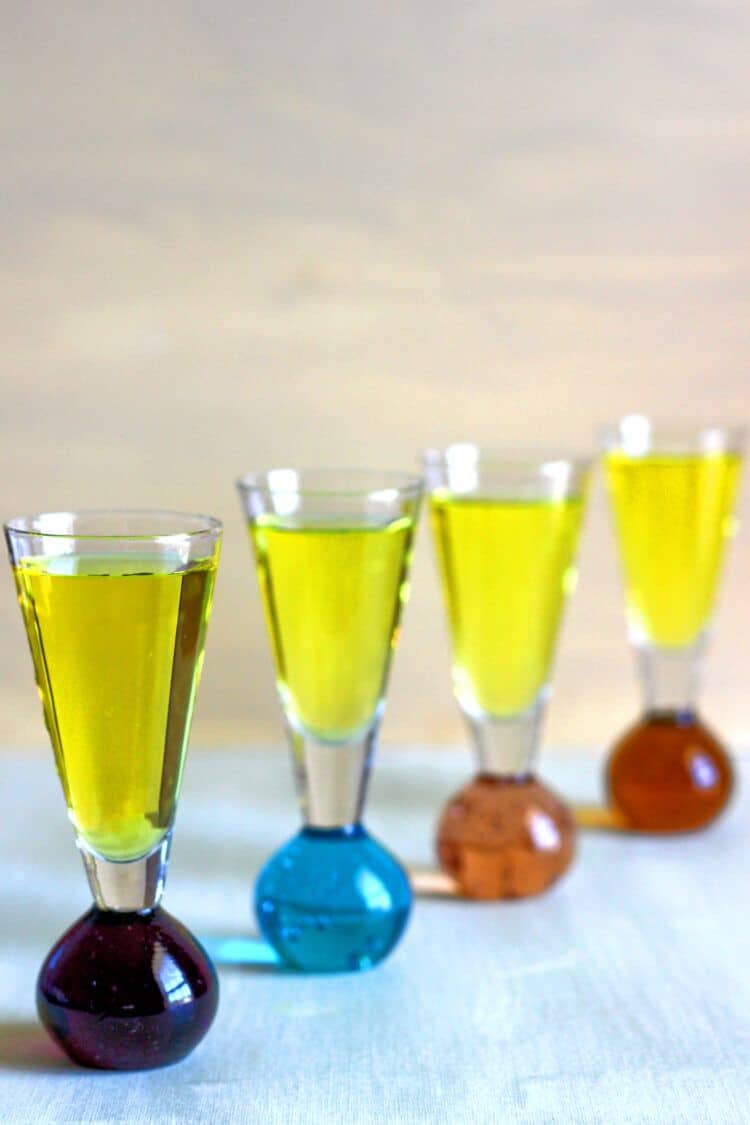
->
[1,748,748,1125]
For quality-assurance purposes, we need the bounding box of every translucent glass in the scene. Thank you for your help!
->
[603,417,743,650]
[423,446,589,898]
[238,470,422,971]
[602,418,745,831]
[4,510,222,1069]
[255,827,412,972]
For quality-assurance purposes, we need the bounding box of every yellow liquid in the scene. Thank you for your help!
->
[250,516,415,742]
[430,495,584,716]
[605,451,741,647]
[14,554,217,861]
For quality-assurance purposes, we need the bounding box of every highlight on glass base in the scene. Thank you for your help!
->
[424,445,590,899]
[5,510,222,1069]
[255,826,412,972]
[437,772,576,900]
[238,469,422,972]
[603,417,744,833]
[38,906,218,1071]
[606,711,733,834]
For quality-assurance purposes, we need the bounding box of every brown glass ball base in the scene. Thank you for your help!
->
[606,710,734,833]
[436,774,576,900]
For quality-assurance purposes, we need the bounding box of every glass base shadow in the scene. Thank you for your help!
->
[37,906,218,1070]
[255,826,412,973]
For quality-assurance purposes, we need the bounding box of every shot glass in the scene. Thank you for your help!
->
[5,510,222,1069]
[237,470,422,971]
[424,445,590,898]
[603,416,744,831]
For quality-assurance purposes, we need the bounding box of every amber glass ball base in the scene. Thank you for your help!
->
[606,710,734,833]
[436,774,576,900]
[37,906,219,1070]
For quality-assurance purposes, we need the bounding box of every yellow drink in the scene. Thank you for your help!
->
[250,515,415,742]
[605,452,741,647]
[14,554,217,861]
[430,495,584,716]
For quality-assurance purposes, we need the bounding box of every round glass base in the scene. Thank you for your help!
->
[37,906,218,1070]
[255,826,412,972]
[436,773,576,899]
[607,710,734,833]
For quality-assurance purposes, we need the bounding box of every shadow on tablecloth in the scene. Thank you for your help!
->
[0,1021,70,1073]
[199,933,291,973]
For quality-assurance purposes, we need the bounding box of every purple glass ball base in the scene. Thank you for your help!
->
[37,906,219,1070]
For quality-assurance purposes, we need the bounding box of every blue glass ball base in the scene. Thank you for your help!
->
[255,826,412,972]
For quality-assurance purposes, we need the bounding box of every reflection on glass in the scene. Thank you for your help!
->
[5,510,222,1070]
[603,417,744,832]
[238,470,422,972]
[424,446,589,899]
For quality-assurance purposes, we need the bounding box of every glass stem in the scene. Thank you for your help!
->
[464,697,545,778]
[79,833,172,913]
[287,721,377,829]
[635,639,704,714]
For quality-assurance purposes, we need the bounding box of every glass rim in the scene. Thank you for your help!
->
[421,446,592,476]
[601,416,747,454]
[3,508,224,542]
[236,468,424,498]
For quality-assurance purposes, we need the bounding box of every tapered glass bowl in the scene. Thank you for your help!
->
[237,470,422,971]
[5,510,222,1069]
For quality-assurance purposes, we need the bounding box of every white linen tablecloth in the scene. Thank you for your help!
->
[0,748,748,1125]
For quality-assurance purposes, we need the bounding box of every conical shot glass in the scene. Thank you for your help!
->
[5,510,222,1070]
[603,416,744,832]
[423,446,590,899]
[237,470,422,972]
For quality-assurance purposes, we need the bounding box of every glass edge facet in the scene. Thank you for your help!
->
[421,446,592,472]
[420,446,592,498]
[236,469,424,500]
[79,834,173,913]
[599,417,747,456]
[3,509,223,544]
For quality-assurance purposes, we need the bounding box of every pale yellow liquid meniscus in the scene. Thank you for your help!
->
[14,554,217,861]
[250,515,415,743]
[605,451,741,647]
[430,494,584,717]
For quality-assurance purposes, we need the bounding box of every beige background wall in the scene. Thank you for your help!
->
[1,3,748,751]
